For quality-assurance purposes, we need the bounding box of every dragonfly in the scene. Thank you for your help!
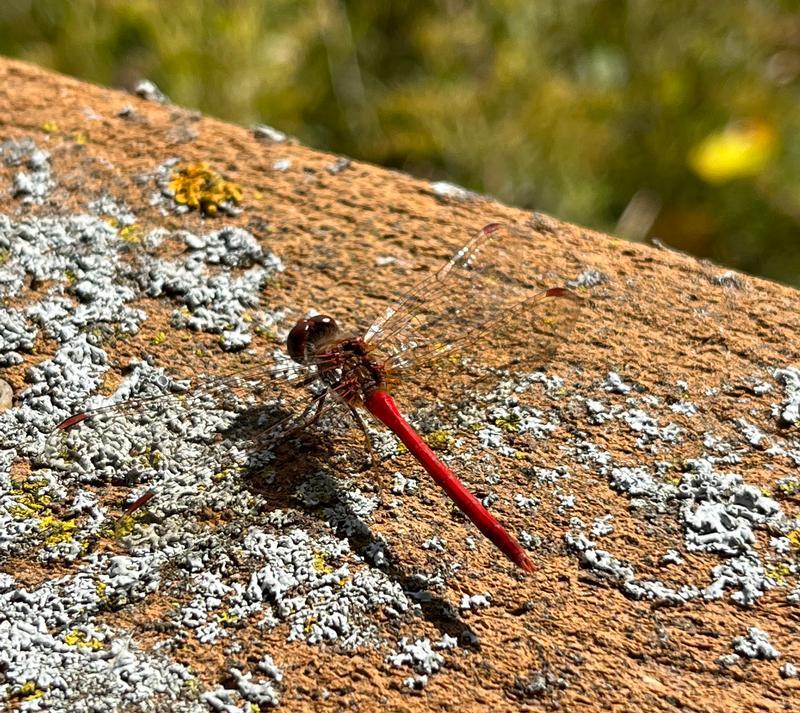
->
[56,222,579,572]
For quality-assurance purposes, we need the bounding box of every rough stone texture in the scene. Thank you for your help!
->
[1,57,799,712]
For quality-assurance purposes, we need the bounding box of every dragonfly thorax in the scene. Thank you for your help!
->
[287,316,385,405]
[319,336,386,406]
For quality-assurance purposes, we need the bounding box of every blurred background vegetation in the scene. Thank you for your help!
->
[1,0,799,285]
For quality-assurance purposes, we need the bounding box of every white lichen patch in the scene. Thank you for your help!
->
[388,636,455,689]
[565,367,800,607]
[773,367,800,426]
[0,572,197,712]
[732,626,780,660]
[174,527,412,647]
[1,138,55,203]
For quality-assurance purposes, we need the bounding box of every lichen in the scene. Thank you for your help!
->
[788,530,800,550]
[426,429,452,450]
[119,224,143,243]
[38,515,78,547]
[17,680,44,702]
[765,564,792,585]
[312,552,334,575]
[64,629,103,650]
[168,162,243,215]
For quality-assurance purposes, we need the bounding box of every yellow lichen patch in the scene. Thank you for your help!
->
[312,552,334,575]
[168,162,243,215]
[113,513,142,539]
[95,580,109,603]
[303,616,318,636]
[38,515,78,547]
[778,479,800,496]
[64,629,104,650]
[426,429,452,451]
[119,224,143,243]
[495,416,520,433]
[765,563,792,586]
[152,330,167,346]
[136,448,162,469]
[217,610,239,626]
[41,120,59,133]
[212,467,233,482]
[254,326,279,342]
[17,680,44,701]
[788,530,800,550]
[9,479,53,518]
[73,131,88,145]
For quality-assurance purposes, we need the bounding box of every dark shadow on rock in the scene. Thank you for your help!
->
[231,414,478,643]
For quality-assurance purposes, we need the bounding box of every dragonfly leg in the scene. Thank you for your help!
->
[348,404,377,465]
[284,391,329,440]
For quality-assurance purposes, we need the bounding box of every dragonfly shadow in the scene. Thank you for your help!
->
[218,404,479,644]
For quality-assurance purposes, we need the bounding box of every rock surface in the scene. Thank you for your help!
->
[1,57,799,712]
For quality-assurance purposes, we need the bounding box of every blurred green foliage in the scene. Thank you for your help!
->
[1,0,799,285]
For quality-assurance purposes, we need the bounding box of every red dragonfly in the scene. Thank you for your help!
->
[57,223,577,572]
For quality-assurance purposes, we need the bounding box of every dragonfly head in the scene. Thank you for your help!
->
[287,314,339,364]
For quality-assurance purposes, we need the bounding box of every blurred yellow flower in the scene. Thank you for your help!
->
[689,120,776,183]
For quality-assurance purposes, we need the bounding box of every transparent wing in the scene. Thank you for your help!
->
[45,358,350,509]
[365,223,581,378]
[53,357,312,434]
[43,350,341,487]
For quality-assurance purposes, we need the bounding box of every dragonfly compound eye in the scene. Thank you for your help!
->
[286,315,339,363]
